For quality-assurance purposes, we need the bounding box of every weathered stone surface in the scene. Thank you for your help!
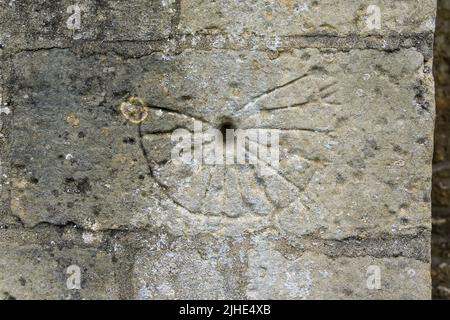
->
[132,234,430,300]
[0,0,436,299]
[245,244,429,300]
[0,226,430,300]
[179,0,436,37]
[0,0,175,50]
[0,227,119,300]
[6,47,433,241]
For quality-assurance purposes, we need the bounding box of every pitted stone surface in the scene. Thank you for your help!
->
[0,0,436,299]
[0,0,175,49]
[132,234,430,300]
[179,0,436,37]
[0,229,119,300]
[7,47,433,240]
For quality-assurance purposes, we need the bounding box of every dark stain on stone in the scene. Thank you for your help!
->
[393,144,407,155]
[343,288,353,296]
[92,205,101,216]
[181,95,193,100]
[64,177,91,195]
[362,139,378,158]
[3,292,16,300]
[123,137,136,144]
[336,173,345,184]
[416,137,428,145]
[400,203,409,209]
[29,177,39,184]
[347,157,366,169]
[77,178,91,194]
[18,277,26,286]
[413,81,431,113]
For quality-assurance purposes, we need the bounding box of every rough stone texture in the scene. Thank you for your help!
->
[179,0,436,36]
[0,1,436,299]
[0,234,119,300]
[432,0,450,300]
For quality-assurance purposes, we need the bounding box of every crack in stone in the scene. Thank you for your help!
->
[0,220,430,262]
[8,32,434,59]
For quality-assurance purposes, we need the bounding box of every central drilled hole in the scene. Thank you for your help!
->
[218,118,236,145]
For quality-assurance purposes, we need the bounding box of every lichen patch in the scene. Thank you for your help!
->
[120,97,149,124]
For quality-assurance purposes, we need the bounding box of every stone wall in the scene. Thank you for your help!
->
[0,1,436,299]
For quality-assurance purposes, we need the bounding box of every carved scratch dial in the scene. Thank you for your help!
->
[9,46,346,233]
[136,58,341,221]
[9,45,429,237]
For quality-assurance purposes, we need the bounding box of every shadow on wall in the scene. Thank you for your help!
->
[432,0,450,300]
